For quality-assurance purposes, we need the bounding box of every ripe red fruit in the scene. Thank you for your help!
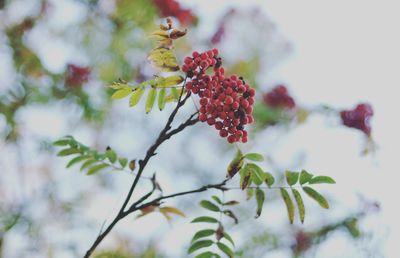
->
[219,129,228,138]
[182,48,255,144]
[340,103,373,136]
[65,64,91,87]
[263,85,296,109]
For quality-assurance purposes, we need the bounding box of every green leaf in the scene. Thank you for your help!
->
[255,188,265,218]
[239,167,251,190]
[264,172,275,187]
[53,139,71,146]
[111,87,131,99]
[200,200,220,212]
[57,148,81,156]
[105,149,117,163]
[80,159,97,171]
[161,75,184,87]
[191,216,219,224]
[223,232,235,246]
[285,171,299,186]
[227,149,244,178]
[309,176,336,184]
[145,88,157,113]
[171,87,180,100]
[191,229,215,243]
[118,158,128,168]
[280,188,295,224]
[292,189,305,223]
[158,88,166,110]
[223,200,239,206]
[299,170,313,185]
[129,87,145,107]
[303,186,330,209]
[217,242,233,258]
[211,196,223,205]
[246,188,254,200]
[66,155,90,168]
[244,153,264,161]
[247,163,266,186]
[223,210,238,224]
[195,252,216,258]
[86,163,109,175]
[188,240,214,254]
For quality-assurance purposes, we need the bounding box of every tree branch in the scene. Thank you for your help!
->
[83,91,196,258]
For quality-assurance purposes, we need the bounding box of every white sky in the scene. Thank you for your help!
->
[1,0,400,257]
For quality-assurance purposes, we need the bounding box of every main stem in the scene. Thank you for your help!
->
[84,92,194,258]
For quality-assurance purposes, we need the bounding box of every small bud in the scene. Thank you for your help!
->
[129,159,136,171]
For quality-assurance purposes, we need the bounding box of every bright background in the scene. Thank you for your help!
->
[1,0,399,257]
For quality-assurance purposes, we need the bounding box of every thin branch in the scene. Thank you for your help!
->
[131,179,229,213]
[84,91,194,258]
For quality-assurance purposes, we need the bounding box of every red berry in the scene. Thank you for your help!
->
[192,51,200,58]
[207,118,216,125]
[199,113,207,122]
[200,98,208,106]
[219,129,228,138]
[227,135,236,143]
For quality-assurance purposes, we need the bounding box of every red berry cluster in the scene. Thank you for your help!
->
[263,85,295,109]
[65,64,91,87]
[153,0,194,25]
[182,49,255,144]
[340,103,373,136]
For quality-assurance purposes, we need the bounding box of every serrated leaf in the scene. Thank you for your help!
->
[105,149,117,163]
[223,200,239,206]
[222,210,238,224]
[111,87,131,99]
[129,87,145,107]
[299,170,313,185]
[303,186,330,209]
[264,172,275,187]
[145,88,157,113]
[239,167,251,190]
[195,252,217,258]
[280,188,295,224]
[53,139,71,146]
[285,171,300,186]
[66,155,90,168]
[118,158,127,168]
[211,196,223,205]
[255,188,265,218]
[216,242,233,258]
[86,163,109,175]
[80,159,97,171]
[161,75,184,87]
[171,87,180,100]
[292,189,305,223]
[158,88,166,110]
[244,153,264,161]
[57,148,81,156]
[188,240,214,254]
[191,216,219,224]
[200,200,220,212]
[309,176,336,184]
[159,206,185,217]
[248,163,266,186]
[148,47,179,72]
[246,188,254,200]
[191,229,215,243]
[223,232,235,247]
[227,149,244,178]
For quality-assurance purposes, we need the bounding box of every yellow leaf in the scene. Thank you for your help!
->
[159,206,186,217]
[111,87,131,99]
